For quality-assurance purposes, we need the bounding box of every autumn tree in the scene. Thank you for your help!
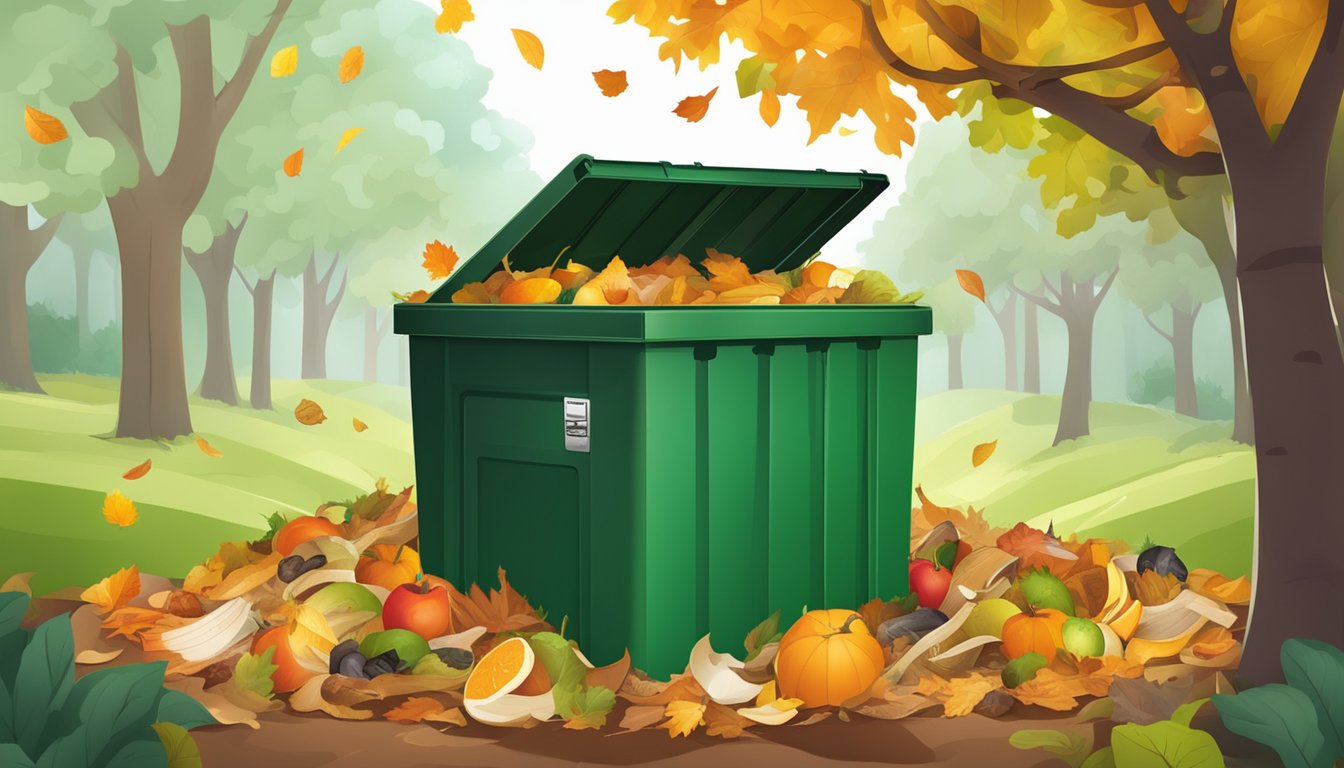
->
[615,0,1344,679]
[920,278,978,388]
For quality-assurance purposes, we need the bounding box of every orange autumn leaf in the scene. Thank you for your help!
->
[593,69,629,97]
[122,459,152,481]
[673,87,718,123]
[1191,626,1238,660]
[102,490,138,527]
[102,606,169,640]
[422,240,460,280]
[971,440,998,468]
[338,46,364,83]
[196,437,223,458]
[1187,569,1252,605]
[353,417,368,433]
[394,289,431,304]
[435,0,473,33]
[442,568,548,634]
[759,89,780,127]
[512,29,545,70]
[659,699,706,738]
[295,399,327,426]
[24,106,68,144]
[956,269,986,302]
[1152,86,1219,158]
[283,148,304,177]
[500,277,563,305]
[81,565,141,613]
[384,696,449,723]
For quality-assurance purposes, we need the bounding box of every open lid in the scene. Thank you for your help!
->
[429,155,889,301]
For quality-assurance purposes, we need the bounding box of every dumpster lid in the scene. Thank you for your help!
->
[430,155,889,301]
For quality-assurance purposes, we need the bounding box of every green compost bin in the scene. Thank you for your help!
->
[394,155,932,676]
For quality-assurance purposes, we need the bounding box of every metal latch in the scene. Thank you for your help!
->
[563,397,590,453]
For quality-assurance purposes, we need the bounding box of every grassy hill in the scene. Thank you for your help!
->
[913,390,1254,578]
[0,375,415,595]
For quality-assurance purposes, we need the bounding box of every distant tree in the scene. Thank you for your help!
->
[920,278,978,389]
[55,205,117,348]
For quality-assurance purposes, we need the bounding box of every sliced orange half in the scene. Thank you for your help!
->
[465,636,534,704]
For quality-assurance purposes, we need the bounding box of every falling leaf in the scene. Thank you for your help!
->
[759,89,780,127]
[196,437,223,458]
[335,127,363,153]
[270,45,298,78]
[353,418,368,433]
[393,289,431,304]
[435,0,474,34]
[338,46,364,83]
[24,106,68,144]
[102,490,138,527]
[283,148,304,177]
[660,699,706,738]
[512,29,545,70]
[839,126,857,136]
[593,69,629,97]
[422,240,460,280]
[674,87,718,123]
[81,565,141,613]
[971,440,998,468]
[957,269,986,302]
[294,399,327,426]
[123,459,152,480]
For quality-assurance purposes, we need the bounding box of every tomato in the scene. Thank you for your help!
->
[908,559,952,609]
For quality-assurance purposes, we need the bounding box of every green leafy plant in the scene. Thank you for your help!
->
[1010,696,1226,767]
[0,591,216,768]
[1212,638,1344,768]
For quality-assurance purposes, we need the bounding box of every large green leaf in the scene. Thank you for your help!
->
[101,735,169,768]
[69,662,167,765]
[0,592,30,691]
[12,614,75,756]
[1008,729,1092,768]
[734,55,776,98]
[1212,685,1329,768]
[0,743,36,768]
[0,675,13,744]
[1281,639,1344,762]
[1081,746,1115,768]
[33,724,88,768]
[153,689,217,731]
[152,722,203,768]
[1111,721,1226,767]
[527,632,587,719]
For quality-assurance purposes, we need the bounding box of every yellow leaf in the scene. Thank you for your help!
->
[660,699,706,738]
[574,256,633,305]
[81,565,141,613]
[451,283,494,305]
[971,440,997,468]
[500,277,563,305]
[122,459,152,480]
[956,269,986,302]
[196,437,223,458]
[1151,86,1219,157]
[593,69,629,97]
[421,240,460,280]
[338,46,364,83]
[759,89,780,127]
[24,106,68,144]
[1186,569,1252,605]
[289,602,338,653]
[270,45,298,78]
[102,490,138,528]
[838,126,857,136]
[294,399,327,426]
[335,127,363,153]
[673,87,718,123]
[352,418,368,433]
[512,29,545,70]
[941,674,999,717]
[435,0,474,34]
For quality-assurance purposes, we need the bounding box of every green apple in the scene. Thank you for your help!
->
[359,629,431,667]
[305,582,382,615]
[1061,617,1106,658]
[963,598,1023,639]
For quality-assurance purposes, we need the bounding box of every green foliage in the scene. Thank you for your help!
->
[1111,721,1226,767]
[151,722,203,768]
[1213,685,1332,768]
[0,591,215,767]
[1279,639,1344,761]
[231,647,277,699]
[1129,361,1234,420]
[1002,653,1049,689]
[743,611,783,662]
[1009,729,1092,767]
[26,304,120,377]
[527,632,589,721]
[735,56,777,98]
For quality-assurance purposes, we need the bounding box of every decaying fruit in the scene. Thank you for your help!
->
[355,544,421,592]
[962,598,1022,640]
[463,636,555,725]
[776,610,884,708]
[1060,616,1106,658]
[273,515,342,557]
[252,626,320,693]
[1018,568,1075,616]
[1001,608,1069,662]
[1001,652,1049,688]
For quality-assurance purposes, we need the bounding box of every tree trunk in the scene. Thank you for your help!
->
[1170,306,1198,418]
[302,254,347,380]
[1021,273,1116,445]
[946,334,964,390]
[73,249,92,347]
[184,218,246,406]
[246,271,276,410]
[1023,297,1040,394]
[990,290,1019,391]
[363,306,388,383]
[0,204,61,394]
[1214,259,1254,443]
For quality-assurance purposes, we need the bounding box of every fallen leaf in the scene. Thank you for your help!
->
[103,606,171,641]
[24,106,69,144]
[674,87,718,123]
[585,649,631,693]
[660,699,706,738]
[1131,570,1183,606]
[81,565,142,613]
[0,572,33,595]
[620,673,706,706]
[102,491,138,527]
[971,440,998,468]
[270,45,298,78]
[957,269,986,302]
[394,289,431,304]
[703,701,754,738]
[619,704,665,731]
[435,0,473,33]
[941,673,1001,717]
[759,89,780,127]
[196,437,223,458]
[512,29,545,70]
[353,418,368,433]
[70,604,123,664]
[335,127,363,153]
[996,523,1077,574]
[294,399,327,426]
[422,240,459,280]
[593,69,629,97]
[209,552,281,600]
[1189,626,1237,659]
[500,277,562,305]
[1108,674,1193,725]
[338,46,364,83]
[384,696,453,723]
[283,148,304,177]
[122,459,152,480]
[166,676,266,730]
[443,568,548,634]
[291,674,373,720]
[1186,569,1251,605]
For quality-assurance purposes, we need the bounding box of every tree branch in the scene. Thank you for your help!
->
[327,269,349,316]
[1013,285,1064,316]
[216,0,294,125]
[1092,268,1119,308]
[162,17,217,204]
[1092,71,1174,109]
[234,264,256,296]
[72,47,155,185]
[1278,0,1344,150]
[1144,312,1175,342]
[860,2,988,84]
[1042,275,1064,303]
[319,253,340,289]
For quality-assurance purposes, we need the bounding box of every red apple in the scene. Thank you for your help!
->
[382,581,452,640]
[909,559,952,609]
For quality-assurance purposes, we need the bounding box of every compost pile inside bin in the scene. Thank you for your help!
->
[48,479,1252,740]
[447,250,925,306]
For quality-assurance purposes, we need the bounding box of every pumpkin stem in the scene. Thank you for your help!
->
[839,613,865,635]
[392,544,406,565]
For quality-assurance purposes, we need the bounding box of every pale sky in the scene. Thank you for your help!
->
[414,0,928,266]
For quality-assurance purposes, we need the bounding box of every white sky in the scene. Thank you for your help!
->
[414,0,928,266]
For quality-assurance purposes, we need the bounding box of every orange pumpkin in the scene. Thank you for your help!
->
[776,609,885,708]
[355,544,422,591]
[1001,608,1069,662]
[252,626,319,693]
[273,515,342,557]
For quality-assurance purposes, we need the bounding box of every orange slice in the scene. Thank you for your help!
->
[1107,600,1143,642]
[465,636,533,703]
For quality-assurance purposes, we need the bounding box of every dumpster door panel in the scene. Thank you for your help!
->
[822,342,868,608]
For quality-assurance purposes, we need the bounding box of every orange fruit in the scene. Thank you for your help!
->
[1108,600,1144,641]
[465,637,533,703]
[355,544,421,592]
[274,515,342,557]
[776,609,884,708]
[252,626,319,693]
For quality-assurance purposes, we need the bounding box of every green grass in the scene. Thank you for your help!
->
[0,375,415,595]
[913,389,1255,578]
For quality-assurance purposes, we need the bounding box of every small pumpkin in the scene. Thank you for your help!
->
[776,609,884,708]
[1001,608,1069,662]
[355,544,422,591]
[273,515,342,557]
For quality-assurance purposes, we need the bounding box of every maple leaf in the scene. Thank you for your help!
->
[941,673,1002,717]
[24,106,68,144]
[335,127,363,153]
[282,148,304,177]
[196,437,223,457]
[233,647,279,699]
[703,701,754,738]
[102,490,138,527]
[593,70,629,97]
[270,45,298,78]
[338,46,364,84]
[562,686,617,730]
[673,87,718,123]
[660,699,707,738]
[435,0,474,33]
[81,565,141,613]
[122,459,152,480]
[512,29,545,70]
[444,568,548,634]
[422,240,460,280]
